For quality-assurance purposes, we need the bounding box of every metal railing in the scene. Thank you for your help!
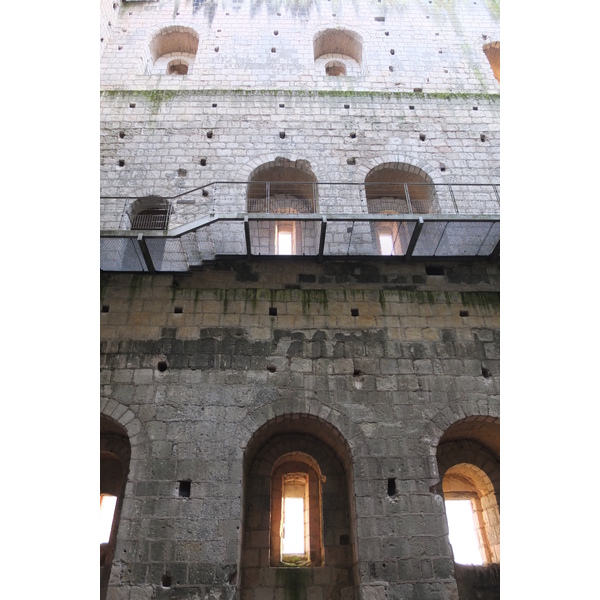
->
[100,182,499,271]
[101,182,499,231]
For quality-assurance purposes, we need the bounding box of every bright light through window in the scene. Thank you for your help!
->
[379,233,394,255]
[282,497,305,554]
[278,230,293,255]
[100,494,118,544]
[445,499,483,565]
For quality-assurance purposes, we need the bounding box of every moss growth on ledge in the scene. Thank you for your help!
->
[101,88,500,102]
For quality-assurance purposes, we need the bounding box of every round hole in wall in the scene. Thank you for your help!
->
[157,361,168,372]
[119,131,125,139]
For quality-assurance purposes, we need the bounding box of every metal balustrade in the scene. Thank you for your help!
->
[101,182,499,271]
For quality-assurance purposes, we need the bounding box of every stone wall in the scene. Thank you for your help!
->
[100,259,499,600]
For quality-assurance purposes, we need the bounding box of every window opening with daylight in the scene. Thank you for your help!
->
[270,454,324,567]
[276,223,294,255]
[445,498,484,565]
[281,474,309,556]
[100,494,118,544]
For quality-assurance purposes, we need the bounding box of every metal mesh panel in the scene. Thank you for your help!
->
[100,238,147,271]
[248,220,321,256]
[323,220,416,256]
[145,238,188,271]
[414,221,498,256]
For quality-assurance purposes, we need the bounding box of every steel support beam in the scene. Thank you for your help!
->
[136,234,156,273]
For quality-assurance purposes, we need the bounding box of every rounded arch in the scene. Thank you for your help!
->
[483,40,500,83]
[148,25,199,63]
[425,410,500,567]
[127,195,170,230]
[364,161,437,214]
[100,412,134,600]
[313,28,363,65]
[100,398,145,455]
[420,398,500,464]
[243,412,355,475]
[246,157,318,214]
[147,25,199,75]
[241,414,359,598]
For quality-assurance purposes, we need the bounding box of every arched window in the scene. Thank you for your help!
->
[128,196,170,230]
[314,29,362,77]
[241,415,358,600]
[325,61,346,76]
[148,26,198,75]
[270,453,324,566]
[483,41,500,83]
[100,415,131,600]
[436,418,500,568]
[365,163,436,255]
[247,158,318,255]
[443,463,500,565]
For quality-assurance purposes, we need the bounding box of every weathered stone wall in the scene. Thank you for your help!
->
[100,259,499,600]
[100,2,500,599]
[100,90,499,231]
[100,0,500,93]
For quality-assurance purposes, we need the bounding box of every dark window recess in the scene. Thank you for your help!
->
[131,208,168,230]
[101,305,110,313]
[387,478,396,496]
[351,308,359,317]
[339,534,350,545]
[174,307,183,314]
[426,266,445,276]
[460,310,469,317]
[178,481,191,497]
[269,307,278,316]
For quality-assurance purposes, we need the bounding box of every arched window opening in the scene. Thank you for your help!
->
[270,453,324,567]
[483,41,500,83]
[314,28,362,66]
[100,494,118,544]
[128,197,171,230]
[443,464,499,565]
[325,61,346,76]
[247,159,318,255]
[365,163,435,255]
[148,27,198,75]
[241,415,358,600]
[100,416,131,600]
[436,417,500,570]
[167,59,189,75]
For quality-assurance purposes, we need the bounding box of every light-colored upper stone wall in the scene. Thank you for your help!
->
[100,91,499,229]
[100,0,500,93]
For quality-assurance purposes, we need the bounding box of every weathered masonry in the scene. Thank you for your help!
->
[100,2,500,600]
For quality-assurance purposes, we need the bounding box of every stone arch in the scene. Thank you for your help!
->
[422,408,500,569]
[240,413,359,600]
[147,25,199,75]
[127,195,171,230]
[357,155,446,188]
[100,412,134,600]
[312,26,368,78]
[483,41,500,83]
[420,399,500,464]
[246,157,319,255]
[100,397,145,456]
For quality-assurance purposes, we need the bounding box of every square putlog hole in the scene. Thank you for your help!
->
[178,481,191,497]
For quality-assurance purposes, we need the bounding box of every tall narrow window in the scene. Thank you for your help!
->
[100,494,118,544]
[277,223,294,255]
[270,454,324,567]
[445,498,484,565]
[281,474,308,557]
